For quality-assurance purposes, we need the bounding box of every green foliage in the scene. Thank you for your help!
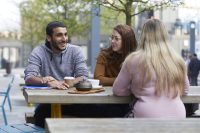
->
[20,0,92,47]
[100,7,126,35]
[19,0,184,46]
[98,0,184,26]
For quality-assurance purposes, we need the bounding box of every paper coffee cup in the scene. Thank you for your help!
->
[88,79,100,87]
[64,77,75,87]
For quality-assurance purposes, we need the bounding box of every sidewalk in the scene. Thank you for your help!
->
[0,68,35,126]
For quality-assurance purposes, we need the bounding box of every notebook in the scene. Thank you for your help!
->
[23,85,52,90]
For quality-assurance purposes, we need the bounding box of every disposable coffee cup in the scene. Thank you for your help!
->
[64,77,75,87]
[88,79,100,87]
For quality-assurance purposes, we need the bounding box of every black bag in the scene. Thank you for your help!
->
[124,99,137,118]
[184,103,199,117]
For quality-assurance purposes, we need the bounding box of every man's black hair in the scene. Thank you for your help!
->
[46,21,66,36]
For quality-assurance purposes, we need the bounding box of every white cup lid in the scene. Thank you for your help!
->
[64,77,75,79]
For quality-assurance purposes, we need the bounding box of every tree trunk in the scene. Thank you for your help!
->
[126,13,132,26]
[125,0,133,26]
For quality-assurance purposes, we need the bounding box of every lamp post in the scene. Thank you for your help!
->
[190,21,196,53]
[90,2,100,73]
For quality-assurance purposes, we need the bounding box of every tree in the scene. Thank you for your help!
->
[19,0,184,47]
[20,0,92,47]
[98,0,184,26]
[20,0,46,47]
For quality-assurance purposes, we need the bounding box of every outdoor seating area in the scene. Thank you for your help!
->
[1,0,200,133]
[0,69,200,132]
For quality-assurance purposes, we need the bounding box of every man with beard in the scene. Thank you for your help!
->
[24,21,88,127]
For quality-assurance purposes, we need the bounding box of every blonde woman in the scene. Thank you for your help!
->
[113,19,189,118]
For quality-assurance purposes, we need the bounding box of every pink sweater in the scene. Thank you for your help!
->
[113,59,189,118]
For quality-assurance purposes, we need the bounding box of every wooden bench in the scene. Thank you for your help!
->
[0,123,44,133]
[46,118,200,133]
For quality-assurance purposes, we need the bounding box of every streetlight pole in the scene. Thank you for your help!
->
[190,21,196,53]
[90,2,100,74]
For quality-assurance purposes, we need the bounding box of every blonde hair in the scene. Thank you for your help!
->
[126,19,186,98]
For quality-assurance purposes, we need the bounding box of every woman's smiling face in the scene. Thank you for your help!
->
[110,30,122,53]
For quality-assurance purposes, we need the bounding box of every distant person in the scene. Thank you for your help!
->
[186,53,200,116]
[94,24,137,86]
[24,21,88,127]
[188,53,200,86]
[113,19,189,118]
[1,58,11,75]
[1,57,7,69]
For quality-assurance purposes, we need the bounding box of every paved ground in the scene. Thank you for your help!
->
[0,68,35,126]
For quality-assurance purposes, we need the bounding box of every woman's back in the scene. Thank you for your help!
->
[113,54,189,118]
[128,56,188,118]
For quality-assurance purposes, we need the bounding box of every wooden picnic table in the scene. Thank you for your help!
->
[23,86,200,118]
[45,118,200,133]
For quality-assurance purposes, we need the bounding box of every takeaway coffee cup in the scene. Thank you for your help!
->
[87,79,100,87]
[64,77,75,87]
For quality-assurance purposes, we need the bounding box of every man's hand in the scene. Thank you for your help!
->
[42,76,56,84]
[45,76,85,90]
[47,80,69,90]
